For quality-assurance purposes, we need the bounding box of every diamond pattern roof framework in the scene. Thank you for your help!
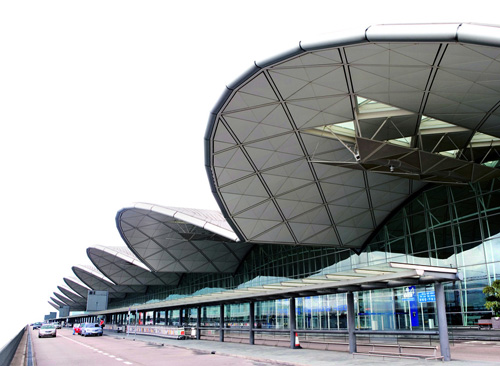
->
[72,264,144,299]
[116,203,253,273]
[63,277,91,300]
[87,246,182,287]
[57,285,87,309]
[205,23,500,251]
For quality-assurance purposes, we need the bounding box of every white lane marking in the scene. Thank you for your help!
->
[61,335,133,364]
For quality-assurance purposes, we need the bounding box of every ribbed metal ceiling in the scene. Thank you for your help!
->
[205,23,500,249]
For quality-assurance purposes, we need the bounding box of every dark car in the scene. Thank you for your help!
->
[32,322,42,330]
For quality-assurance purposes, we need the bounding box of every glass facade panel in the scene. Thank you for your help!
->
[484,233,500,263]
[255,300,289,329]
[201,306,220,327]
[186,308,197,326]
[145,311,153,325]
[105,179,500,329]
[168,309,180,326]
[155,311,166,325]
[225,303,249,327]
[461,264,490,287]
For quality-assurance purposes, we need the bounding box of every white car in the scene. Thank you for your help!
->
[38,324,57,338]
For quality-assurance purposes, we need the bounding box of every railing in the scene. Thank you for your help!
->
[106,323,446,352]
[0,326,26,366]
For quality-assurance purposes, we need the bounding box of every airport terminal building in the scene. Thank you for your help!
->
[50,23,500,341]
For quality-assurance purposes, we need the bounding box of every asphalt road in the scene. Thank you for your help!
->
[30,327,280,366]
[30,326,500,365]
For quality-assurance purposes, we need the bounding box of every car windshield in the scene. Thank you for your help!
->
[41,325,55,329]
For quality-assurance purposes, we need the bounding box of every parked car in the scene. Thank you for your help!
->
[32,322,42,330]
[80,323,103,337]
[73,323,82,335]
[53,322,62,329]
[38,324,57,338]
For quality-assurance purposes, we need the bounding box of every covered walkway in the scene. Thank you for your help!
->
[67,262,462,361]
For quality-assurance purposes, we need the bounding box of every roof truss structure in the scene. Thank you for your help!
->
[117,203,253,273]
[87,246,181,287]
[206,23,500,250]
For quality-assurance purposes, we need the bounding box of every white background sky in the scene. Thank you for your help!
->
[0,0,499,349]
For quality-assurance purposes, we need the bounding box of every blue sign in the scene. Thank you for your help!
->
[402,286,419,327]
[418,291,436,303]
[402,286,417,301]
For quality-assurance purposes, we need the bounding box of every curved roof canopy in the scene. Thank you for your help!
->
[205,23,500,250]
[48,301,59,311]
[87,246,181,286]
[53,292,86,311]
[72,265,144,297]
[50,296,68,308]
[117,203,253,273]
[53,292,76,306]
[64,276,91,299]
[57,285,86,306]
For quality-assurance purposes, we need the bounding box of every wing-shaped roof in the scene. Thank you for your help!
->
[64,277,91,299]
[205,23,500,250]
[87,246,181,286]
[50,296,68,308]
[53,292,76,307]
[48,301,59,310]
[72,265,144,297]
[116,203,253,273]
[57,285,85,305]
[53,292,86,311]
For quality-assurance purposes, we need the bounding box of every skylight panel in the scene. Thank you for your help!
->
[470,132,500,147]
[420,116,467,131]
[387,137,411,147]
[357,96,402,114]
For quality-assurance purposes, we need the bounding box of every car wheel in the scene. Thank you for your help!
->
[38,335,41,338]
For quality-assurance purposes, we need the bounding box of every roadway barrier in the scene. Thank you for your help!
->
[126,325,186,339]
[0,326,26,366]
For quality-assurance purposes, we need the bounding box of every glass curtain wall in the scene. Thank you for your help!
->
[107,179,500,328]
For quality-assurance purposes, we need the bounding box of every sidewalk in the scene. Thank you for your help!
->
[104,329,500,365]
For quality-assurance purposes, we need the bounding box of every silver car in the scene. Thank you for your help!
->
[81,323,103,337]
[38,324,57,338]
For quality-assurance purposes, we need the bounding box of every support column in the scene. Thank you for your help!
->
[347,291,357,354]
[249,301,255,345]
[219,304,225,342]
[289,297,299,349]
[179,308,184,327]
[196,306,201,340]
[435,282,451,361]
